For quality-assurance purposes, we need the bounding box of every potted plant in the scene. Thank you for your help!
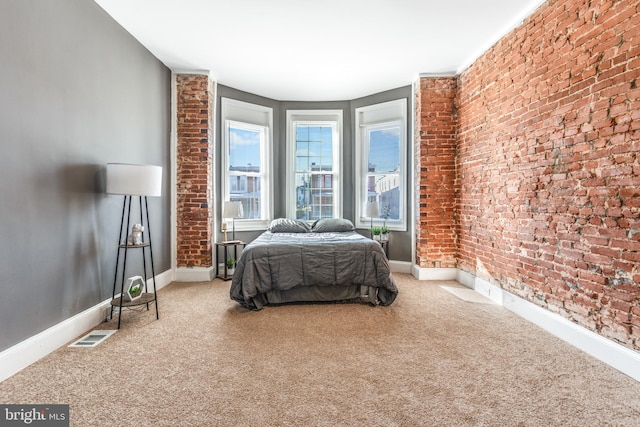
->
[380,225,390,242]
[124,276,145,302]
[371,226,382,241]
[129,284,142,298]
[226,258,236,275]
[380,203,391,241]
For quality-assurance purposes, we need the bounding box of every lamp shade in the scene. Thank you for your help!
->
[365,201,379,218]
[106,163,162,197]
[223,201,243,219]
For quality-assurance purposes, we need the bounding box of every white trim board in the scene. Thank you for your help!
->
[412,266,458,281]
[0,269,172,383]
[175,266,214,282]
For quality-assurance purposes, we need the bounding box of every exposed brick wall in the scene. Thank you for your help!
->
[176,74,214,268]
[415,77,458,268]
[454,0,640,350]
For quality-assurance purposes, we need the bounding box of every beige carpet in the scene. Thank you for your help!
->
[1,274,639,426]
[441,285,496,304]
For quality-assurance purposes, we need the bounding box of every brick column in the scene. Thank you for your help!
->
[176,74,214,268]
[415,77,458,268]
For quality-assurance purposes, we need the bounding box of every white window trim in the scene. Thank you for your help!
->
[221,98,273,231]
[286,110,343,221]
[355,99,407,231]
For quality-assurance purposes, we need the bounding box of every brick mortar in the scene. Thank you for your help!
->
[453,0,640,350]
[176,74,213,268]
[415,77,458,269]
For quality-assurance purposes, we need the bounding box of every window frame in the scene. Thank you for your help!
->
[220,98,273,231]
[286,110,343,222]
[355,99,407,231]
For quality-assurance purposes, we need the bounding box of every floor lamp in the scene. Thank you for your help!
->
[222,201,243,242]
[365,200,379,239]
[106,163,162,329]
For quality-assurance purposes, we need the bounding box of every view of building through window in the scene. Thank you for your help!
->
[366,125,401,221]
[225,104,401,227]
[294,124,335,220]
[227,125,262,219]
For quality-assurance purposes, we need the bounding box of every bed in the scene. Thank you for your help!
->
[229,218,398,310]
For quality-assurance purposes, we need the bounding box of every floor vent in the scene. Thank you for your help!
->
[441,286,495,304]
[68,330,116,348]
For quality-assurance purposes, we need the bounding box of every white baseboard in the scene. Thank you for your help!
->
[455,269,475,289]
[470,276,504,305]
[411,266,458,281]
[174,266,214,282]
[0,269,173,383]
[150,268,174,292]
[468,275,640,382]
[0,298,111,383]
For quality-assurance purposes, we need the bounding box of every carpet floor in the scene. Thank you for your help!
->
[1,273,639,426]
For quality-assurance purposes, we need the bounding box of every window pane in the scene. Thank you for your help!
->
[367,173,400,220]
[321,126,332,143]
[222,99,273,226]
[322,139,333,159]
[296,125,309,142]
[367,125,401,221]
[225,119,267,223]
[309,158,322,171]
[229,175,247,193]
[296,140,309,157]
[368,127,400,174]
[294,123,335,220]
[229,127,261,172]
[296,156,309,173]
[356,100,406,230]
[230,176,261,220]
[309,126,322,142]
[309,141,322,157]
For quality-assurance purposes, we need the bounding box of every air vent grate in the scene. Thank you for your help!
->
[68,330,116,348]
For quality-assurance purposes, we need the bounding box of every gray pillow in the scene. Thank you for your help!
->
[311,218,355,232]
[268,218,311,233]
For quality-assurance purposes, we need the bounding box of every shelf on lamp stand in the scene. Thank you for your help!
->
[110,195,159,329]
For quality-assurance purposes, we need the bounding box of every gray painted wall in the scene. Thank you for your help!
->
[0,0,171,352]
[216,85,412,261]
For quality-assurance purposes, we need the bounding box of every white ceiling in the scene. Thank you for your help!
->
[95,0,546,101]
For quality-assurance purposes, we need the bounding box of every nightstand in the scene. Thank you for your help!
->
[378,240,389,258]
[215,241,245,280]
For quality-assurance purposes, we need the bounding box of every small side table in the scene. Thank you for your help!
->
[378,240,389,258]
[215,241,245,280]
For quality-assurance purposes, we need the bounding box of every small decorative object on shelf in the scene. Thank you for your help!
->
[221,221,228,241]
[127,224,144,245]
[124,276,145,302]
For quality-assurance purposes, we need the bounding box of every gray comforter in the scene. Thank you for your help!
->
[229,231,398,310]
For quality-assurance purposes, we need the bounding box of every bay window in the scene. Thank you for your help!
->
[221,98,272,229]
[355,99,407,231]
